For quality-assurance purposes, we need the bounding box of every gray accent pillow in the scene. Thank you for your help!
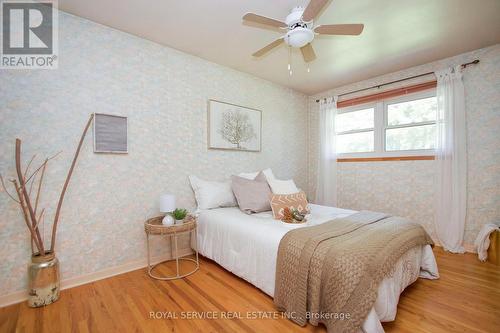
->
[231,172,272,214]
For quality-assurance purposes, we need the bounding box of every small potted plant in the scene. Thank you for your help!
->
[172,208,188,224]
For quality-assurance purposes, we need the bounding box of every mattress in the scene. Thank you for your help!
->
[197,204,439,333]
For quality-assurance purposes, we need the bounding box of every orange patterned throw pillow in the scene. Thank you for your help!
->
[270,191,309,219]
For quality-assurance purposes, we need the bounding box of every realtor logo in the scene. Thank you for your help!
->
[1,0,58,69]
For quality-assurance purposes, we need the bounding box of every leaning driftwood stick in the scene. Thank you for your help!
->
[50,114,94,252]
[23,154,36,180]
[12,179,42,254]
[28,169,37,196]
[34,208,45,231]
[15,139,45,255]
[0,174,19,203]
[34,159,48,215]
[32,208,46,252]
[23,151,61,185]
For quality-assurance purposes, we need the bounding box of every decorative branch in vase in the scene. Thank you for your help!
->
[0,114,94,307]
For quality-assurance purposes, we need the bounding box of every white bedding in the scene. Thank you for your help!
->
[197,204,439,333]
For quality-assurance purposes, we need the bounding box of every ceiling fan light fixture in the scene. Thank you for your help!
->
[284,28,314,48]
[244,0,364,64]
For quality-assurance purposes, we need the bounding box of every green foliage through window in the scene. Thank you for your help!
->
[334,93,437,155]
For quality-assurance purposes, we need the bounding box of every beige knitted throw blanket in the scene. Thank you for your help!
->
[274,211,433,333]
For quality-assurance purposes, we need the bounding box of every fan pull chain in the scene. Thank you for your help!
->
[288,46,292,76]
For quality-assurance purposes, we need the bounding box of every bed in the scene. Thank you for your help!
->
[196,204,439,333]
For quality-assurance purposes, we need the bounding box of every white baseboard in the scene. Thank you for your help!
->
[0,248,193,308]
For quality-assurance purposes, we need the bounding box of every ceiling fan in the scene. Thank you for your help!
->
[243,0,364,63]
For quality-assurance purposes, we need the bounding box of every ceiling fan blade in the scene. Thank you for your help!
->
[314,24,364,35]
[300,43,316,63]
[302,0,329,22]
[243,13,287,29]
[252,38,284,57]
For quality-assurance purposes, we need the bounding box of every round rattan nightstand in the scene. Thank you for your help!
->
[144,215,199,280]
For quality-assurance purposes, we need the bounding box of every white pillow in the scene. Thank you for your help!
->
[238,168,275,181]
[268,178,299,194]
[261,168,275,181]
[238,168,275,180]
[238,171,259,180]
[188,176,237,210]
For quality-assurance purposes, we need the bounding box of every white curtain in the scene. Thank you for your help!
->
[434,65,467,253]
[315,96,338,206]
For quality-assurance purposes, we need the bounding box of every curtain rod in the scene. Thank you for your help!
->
[315,59,479,103]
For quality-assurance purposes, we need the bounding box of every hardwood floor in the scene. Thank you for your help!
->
[1,247,499,332]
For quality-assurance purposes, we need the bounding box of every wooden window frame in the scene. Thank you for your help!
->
[337,81,437,108]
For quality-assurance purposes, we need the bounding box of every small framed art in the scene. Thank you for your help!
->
[93,113,128,153]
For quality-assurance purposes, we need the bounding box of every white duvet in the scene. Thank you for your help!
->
[197,204,439,333]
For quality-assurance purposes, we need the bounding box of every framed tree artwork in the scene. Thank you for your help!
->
[207,100,262,152]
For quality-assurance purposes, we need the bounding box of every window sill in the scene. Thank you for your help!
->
[337,155,435,162]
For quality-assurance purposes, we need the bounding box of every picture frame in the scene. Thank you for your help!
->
[93,113,128,154]
[207,99,262,152]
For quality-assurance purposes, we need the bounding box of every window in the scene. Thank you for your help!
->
[335,107,374,154]
[335,91,437,157]
[385,96,437,151]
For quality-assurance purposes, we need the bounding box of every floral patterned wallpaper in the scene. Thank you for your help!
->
[308,44,500,246]
[0,12,308,296]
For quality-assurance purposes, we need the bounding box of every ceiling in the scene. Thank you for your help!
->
[59,0,500,95]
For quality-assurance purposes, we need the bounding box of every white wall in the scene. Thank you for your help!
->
[308,44,500,247]
[0,12,308,298]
